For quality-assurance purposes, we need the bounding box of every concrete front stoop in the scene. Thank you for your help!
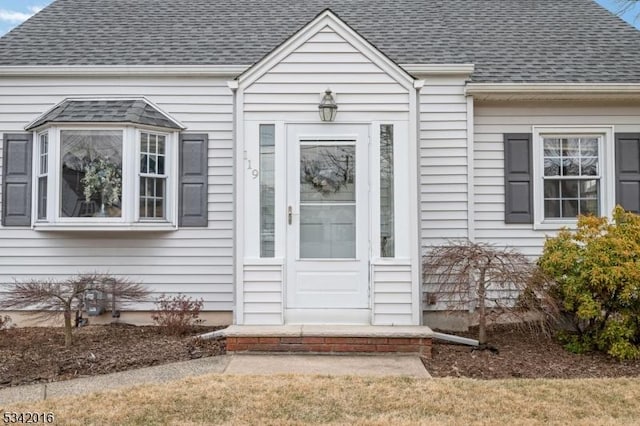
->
[223,325,434,357]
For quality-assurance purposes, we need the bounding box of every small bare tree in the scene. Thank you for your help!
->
[0,274,149,347]
[423,240,556,346]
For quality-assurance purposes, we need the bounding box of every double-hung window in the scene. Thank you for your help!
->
[36,133,48,220]
[139,132,168,220]
[542,136,600,218]
[533,127,615,228]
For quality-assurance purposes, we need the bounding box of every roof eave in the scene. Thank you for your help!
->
[0,65,249,77]
[0,63,475,78]
[401,64,475,76]
[466,83,640,101]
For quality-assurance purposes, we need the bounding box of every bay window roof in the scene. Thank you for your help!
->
[25,99,185,131]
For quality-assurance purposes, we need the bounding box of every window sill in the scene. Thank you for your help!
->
[33,223,178,232]
[533,221,578,231]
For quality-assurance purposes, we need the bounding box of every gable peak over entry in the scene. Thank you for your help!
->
[235,9,417,91]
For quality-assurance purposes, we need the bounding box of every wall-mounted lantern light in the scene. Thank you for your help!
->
[318,88,338,122]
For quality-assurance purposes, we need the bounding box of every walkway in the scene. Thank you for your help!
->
[0,354,430,405]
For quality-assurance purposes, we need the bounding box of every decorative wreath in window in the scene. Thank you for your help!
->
[81,158,122,206]
[301,152,353,195]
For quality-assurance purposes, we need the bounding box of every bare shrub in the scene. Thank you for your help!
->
[0,314,13,331]
[151,294,204,335]
[423,240,557,345]
[0,274,149,347]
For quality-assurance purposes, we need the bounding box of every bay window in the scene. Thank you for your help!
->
[33,126,178,229]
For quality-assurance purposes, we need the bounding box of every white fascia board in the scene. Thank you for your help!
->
[0,63,476,79]
[401,63,475,76]
[140,97,187,130]
[236,10,415,90]
[466,83,640,99]
[0,65,249,77]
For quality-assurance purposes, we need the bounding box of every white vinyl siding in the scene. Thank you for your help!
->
[242,262,283,325]
[474,100,640,257]
[0,76,234,311]
[419,76,469,248]
[418,77,472,313]
[243,27,410,123]
[372,262,413,325]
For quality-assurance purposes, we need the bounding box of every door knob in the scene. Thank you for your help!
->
[288,206,293,225]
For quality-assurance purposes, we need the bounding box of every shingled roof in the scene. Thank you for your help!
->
[1,0,640,83]
[25,99,184,130]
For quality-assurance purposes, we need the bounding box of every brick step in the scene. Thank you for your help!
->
[222,325,433,357]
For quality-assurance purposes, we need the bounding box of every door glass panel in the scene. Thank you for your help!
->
[260,124,275,257]
[299,142,356,259]
[380,124,395,257]
[300,145,355,202]
[300,205,355,258]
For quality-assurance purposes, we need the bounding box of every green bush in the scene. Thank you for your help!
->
[538,206,640,360]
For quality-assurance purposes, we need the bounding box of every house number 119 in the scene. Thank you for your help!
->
[247,160,258,179]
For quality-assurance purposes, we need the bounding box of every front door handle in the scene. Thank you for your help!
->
[288,206,293,225]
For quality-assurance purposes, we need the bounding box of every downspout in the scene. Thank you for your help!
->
[466,94,476,316]
[227,80,239,325]
[466,95,475,243]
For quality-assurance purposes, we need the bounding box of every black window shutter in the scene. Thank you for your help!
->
[179,133,208,227]
[2,133,33,227]
[615,133,640,213]
[504,133,533,224]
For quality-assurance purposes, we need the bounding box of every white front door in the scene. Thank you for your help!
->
[286,123,370,323]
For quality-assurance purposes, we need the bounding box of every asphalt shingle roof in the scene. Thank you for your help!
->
[25,99,183,130]
[1,0,640,83]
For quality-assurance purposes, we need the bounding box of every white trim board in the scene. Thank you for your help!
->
[0,65,250,77]
[467,83,640,100]
[0,64,475,78]
[402,64,474,76]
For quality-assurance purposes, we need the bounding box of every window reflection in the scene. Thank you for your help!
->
[260,124,275,257]
[542,137,600,218]
[380,124,394,257]
[60,130,123,218]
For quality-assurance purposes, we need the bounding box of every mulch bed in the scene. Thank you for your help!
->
[0,324,225,389]
[423,325,640,379]
[3,323,640,388]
